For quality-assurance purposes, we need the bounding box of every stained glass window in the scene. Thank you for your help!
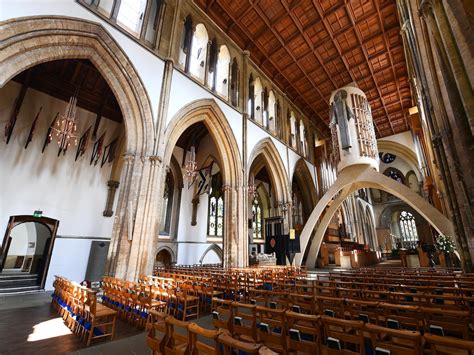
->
[208,172,224,237]
[384,168,405,184]
[252,197,263,240]
[399,211,418,247]
[379,152,397,163]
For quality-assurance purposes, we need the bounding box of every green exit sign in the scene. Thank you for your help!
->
[33,210,43,218]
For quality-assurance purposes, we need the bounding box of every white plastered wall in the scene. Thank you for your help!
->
[0,81,120,289]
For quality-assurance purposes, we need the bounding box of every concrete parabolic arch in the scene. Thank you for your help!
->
[296,165,455,268]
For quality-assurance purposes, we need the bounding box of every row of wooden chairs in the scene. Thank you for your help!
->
[146,310,275,354]
[210,298,474,354]
[102,276,200,323]
[52,276,117,346]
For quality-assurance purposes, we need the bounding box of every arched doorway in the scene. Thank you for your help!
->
[0,216,59,290]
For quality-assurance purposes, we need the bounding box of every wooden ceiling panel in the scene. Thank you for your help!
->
[293,1,318,28]
[198,0,412,137]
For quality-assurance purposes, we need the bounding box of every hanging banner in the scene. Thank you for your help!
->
[24,106,42,149]
[195,162,214,195]
[75,125,91,161]
[42,112,59,153]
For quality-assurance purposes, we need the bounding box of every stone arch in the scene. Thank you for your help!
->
[0,16,154,155]
[155,246,176,265]
[296,165,455,267]
[248,138,290,205]
[292,159,318,217]
[162,99,244,267]
[199,244,223,264]
[378,140,421,180]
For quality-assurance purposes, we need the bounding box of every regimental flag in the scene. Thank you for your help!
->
[24,106,42,149]
[101,137,118,167]
[42,112,59,153]
[195,162,214,195]
[90,132,105,166]
[75,126,91,161]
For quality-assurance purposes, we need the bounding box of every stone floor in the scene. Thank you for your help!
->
[0,291,217,355]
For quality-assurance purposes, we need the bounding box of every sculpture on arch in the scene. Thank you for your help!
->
[296,83,458,268]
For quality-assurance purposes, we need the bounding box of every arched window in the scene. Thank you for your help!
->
[384,167,405,184]
[179,16,193,71]
[230,58,239,107]
[208,172,224,237]
[252,196,263,240]
[248,74,254,117]
[189,23,209,82]
[160,172,174,234]
[254,77,263,124]
[399,211,418,246]
[299,121,307,156]
[290,111,297,149]
[116,0,148,36]
[216,45,231,98]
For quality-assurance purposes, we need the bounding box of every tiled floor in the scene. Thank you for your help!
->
[0,291,214,355]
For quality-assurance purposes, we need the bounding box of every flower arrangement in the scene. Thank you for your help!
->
[435,235,456,253]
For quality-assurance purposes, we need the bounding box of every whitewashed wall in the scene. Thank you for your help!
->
[0,81,120,289]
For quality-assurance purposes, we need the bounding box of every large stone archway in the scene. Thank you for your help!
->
[296,165,459,268]
[161,99,244,267]
[292,159,318,219]
[0,16,157,281]
[248,138,291,208]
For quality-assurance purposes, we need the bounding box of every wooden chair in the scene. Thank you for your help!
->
[285,311,320,354]
[164,316,190,355]
[217,331,274,355]
[365,323,422,355]
[423,333,474,355]
[231,302,257,343]
[84,289,117,346]
[255,305,287,354]
[187,323,221,355]
[211,298,233,332]
[176,289,200,321]
[316,296,345,318]
[378,302,422,331]
[421,307,470,339]
[344,299,379,324]
[146,310,169,355]
[321,315,365,354]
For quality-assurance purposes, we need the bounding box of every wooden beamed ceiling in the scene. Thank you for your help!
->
[195,0,413,138]
[13,59,123,123]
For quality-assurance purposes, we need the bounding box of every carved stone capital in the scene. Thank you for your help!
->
[419,0,434,18]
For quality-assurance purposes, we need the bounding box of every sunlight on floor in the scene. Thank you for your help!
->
[27,317,72,342]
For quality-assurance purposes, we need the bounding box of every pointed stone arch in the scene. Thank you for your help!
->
[296,165,457,268]
[199,244,223,264]
[162,99,244,267]
[292,159,318,218]
[0,16,157,281]
[248,138,290,205]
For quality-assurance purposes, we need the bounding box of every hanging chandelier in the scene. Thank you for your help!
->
[51,92,79,151]
[183,145,197,183]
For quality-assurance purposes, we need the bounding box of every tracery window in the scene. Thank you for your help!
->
[208,172,224,237]
[216,45,230,98]
[399,211,418,246]
[252,196,263,240]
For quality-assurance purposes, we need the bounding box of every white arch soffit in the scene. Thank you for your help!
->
[295,165,455,267]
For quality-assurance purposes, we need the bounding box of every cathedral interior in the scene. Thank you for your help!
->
[0,0,473,353]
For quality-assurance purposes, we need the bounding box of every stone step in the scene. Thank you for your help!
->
[0,285,42,295]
